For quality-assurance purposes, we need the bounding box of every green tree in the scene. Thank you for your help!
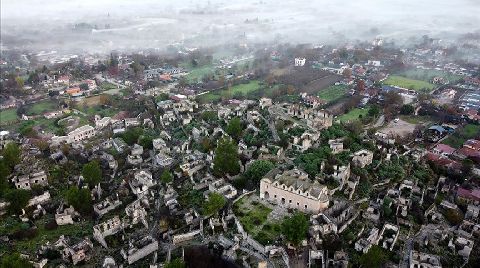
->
[368,105,381,117]
[213,137,240,177]
[4,189,31,214]
[226,117,243,140]
[444,209,464,225]
[160,170,173,184]
[79,83,89,91]
[119,127,144,145]
[400,104,414,115]
[164,258,185,268]
[201,111,218,124]
[359,245,388,268]
[382,196,393,218]
[139,135,153,150]
[0,159,11,197]
[0,253,33,268]
[281,212,309,246]
[82,160,102,186]
[65,186,92,215]
[2,142,21,169]
[203,192,226,215]
[244,160,275,185]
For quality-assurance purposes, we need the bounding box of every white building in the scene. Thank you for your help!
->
[67,125,96,143]
[260,169,329,213]
[295,58,306,67]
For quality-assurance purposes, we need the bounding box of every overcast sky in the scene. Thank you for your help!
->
[2,0,479,53]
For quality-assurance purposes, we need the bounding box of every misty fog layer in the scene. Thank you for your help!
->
[1,0,479,53]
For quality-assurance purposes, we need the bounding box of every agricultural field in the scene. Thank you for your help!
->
[317,85,349,103]
[383,75,435,92]
[25,100,58,116]
[443,124,480,148]
[0,108,18,124]
[398,68,463,83]
[336,107,369,123]
[197,80,261,103]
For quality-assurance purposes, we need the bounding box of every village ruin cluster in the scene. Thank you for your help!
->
[1,31,480,268]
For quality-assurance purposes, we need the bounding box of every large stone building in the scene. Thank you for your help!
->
[67,125,96,143]
[260,169,329,213]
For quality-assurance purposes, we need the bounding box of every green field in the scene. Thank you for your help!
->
[0,109,18,124]
[317,85,349,103]
[398,68,463,83]
[443,124,480,148]
[337,107,369,122]
[183,64,215,83]
[25,100,57,116]
[233,196,281,245]
[383,75,435,92]
[100,81,118,90]
[198,80,261,103]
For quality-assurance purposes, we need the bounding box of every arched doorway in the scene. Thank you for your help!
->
[264,191,270,200]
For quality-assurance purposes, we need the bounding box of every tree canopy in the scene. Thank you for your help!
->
[400,104,414,115]
[281,212,309,246]
[213,137,240,177]
[226,117,243,140]
[0,159,11,197]
[244,160,275,185]
[2,142,21,169]
[359,245,388,268]
[82,160,102,186]
[203,192,226,215]
[4,189,31,214]
[0,253,33,268]
[160,170,173,184]
[65,186,92,215]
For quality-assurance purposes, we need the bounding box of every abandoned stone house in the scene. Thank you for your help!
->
[12,170,48,190]
[121,235,158,265]
[129,170,154,197]
[351,149,374,168]
[260,169,329,213]
[93,216,123,248]
[328,139,344,154]
[286,104,333,129]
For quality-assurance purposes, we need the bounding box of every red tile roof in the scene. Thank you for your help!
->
[457,187,480,202]
[434,144,456,155]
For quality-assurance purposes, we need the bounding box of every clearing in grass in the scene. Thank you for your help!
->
[383,75,435,92]
[198,80,261,103]
[25,100,58,116]
[317,85,349,103]
[398,68,463,83]
[0,108,18,124]
[337,107,369,123]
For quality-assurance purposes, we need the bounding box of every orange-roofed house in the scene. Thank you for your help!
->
[66,87,81,95]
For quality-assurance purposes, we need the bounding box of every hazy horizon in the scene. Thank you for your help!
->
[2,0,480,54]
